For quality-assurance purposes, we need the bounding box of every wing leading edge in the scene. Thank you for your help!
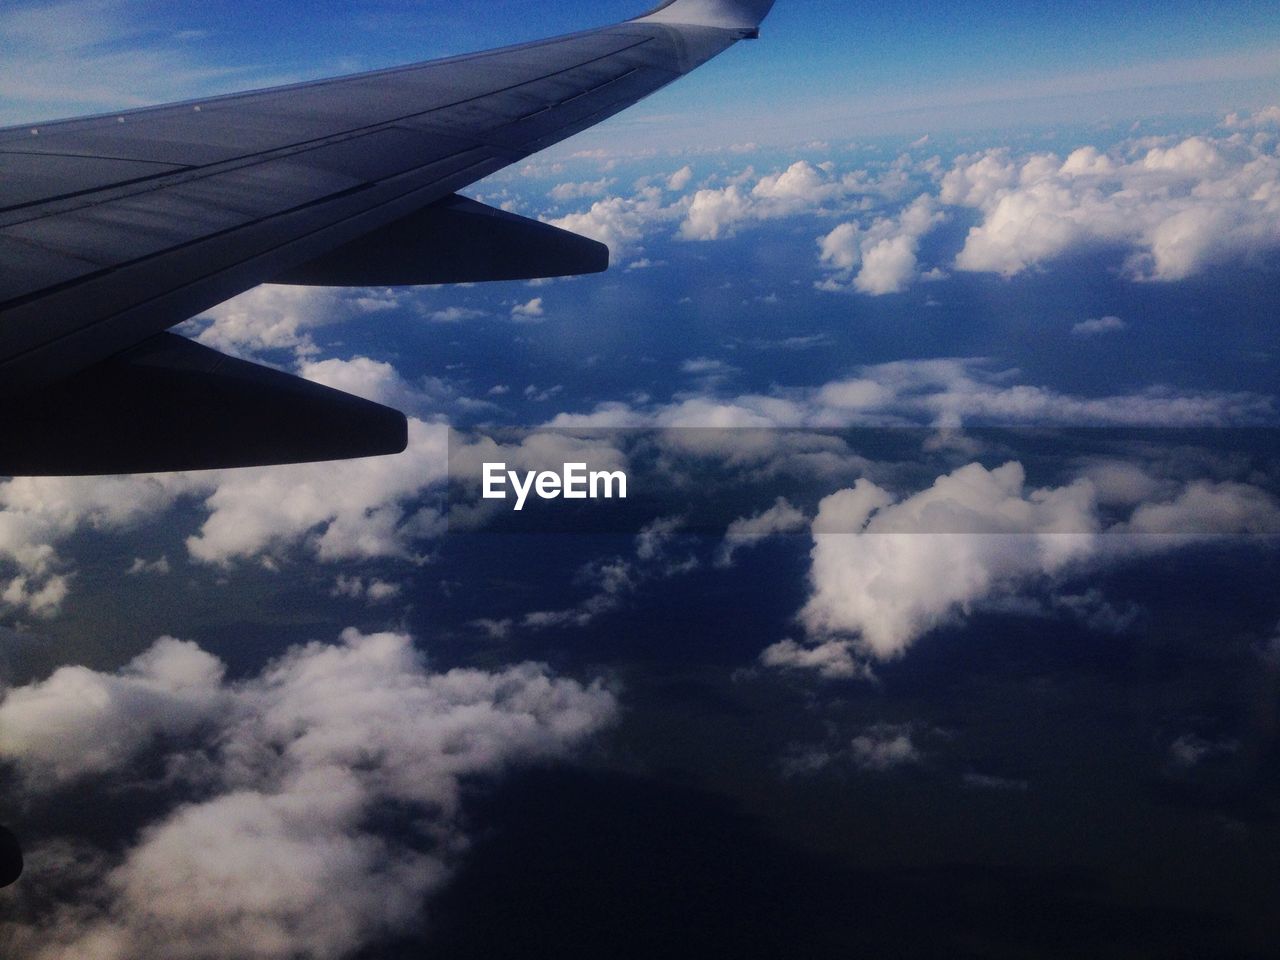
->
[0,0,776,476]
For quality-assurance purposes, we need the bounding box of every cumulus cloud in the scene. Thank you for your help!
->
[546,159,917,257]
[0,475,182,616]
[188,285,403,361]
[792,462,1099,662]
[817,195,947,295]
[942,133,1280,281]
[1168,733,1239,768]
[781,722,928,775]
[665,165,694,191]
[762,459,1280,677]
[0,629,617,960]
[512,517,695,633]
[546,187,671,259]
[1222,105,1280,130]
[0,637,227,789]
[184,417,448,565]
[510,297,545,321]
[678,160,910,242]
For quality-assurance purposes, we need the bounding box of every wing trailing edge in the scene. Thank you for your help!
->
[0,334,407,475]
[275,194,608,286]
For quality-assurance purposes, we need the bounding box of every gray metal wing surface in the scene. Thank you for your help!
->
[0,0,776,474]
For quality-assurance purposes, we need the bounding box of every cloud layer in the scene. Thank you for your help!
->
[541,110,1280,294]
[0,630,617,959]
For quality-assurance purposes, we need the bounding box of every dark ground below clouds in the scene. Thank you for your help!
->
[374,543,1280,960]
[375,767,1260,960]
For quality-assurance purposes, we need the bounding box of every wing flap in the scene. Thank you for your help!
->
[0,333,408,476]
[275,194,608,286]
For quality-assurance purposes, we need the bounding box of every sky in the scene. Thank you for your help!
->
[3,2,1280,958]
[3,0,1279,137]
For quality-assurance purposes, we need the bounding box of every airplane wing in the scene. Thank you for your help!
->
[0,0,777,475]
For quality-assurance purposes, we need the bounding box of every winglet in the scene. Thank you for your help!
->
[634,0,776,34]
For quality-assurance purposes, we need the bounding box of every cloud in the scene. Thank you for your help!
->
[793,462,1099,661]
[817,195,947,295]
[549,178,615,201]
[679,183,753,240]
[762,460,1280,677]
[125,556,170,576]
[678,160,909,242]
[942,133,1280,281]
[510,297,545,321]
[5,349,1271,616]
[0,636,227,789]
[553,357,1275,433]
[1071,315,1126,337]
[516,517,695,633]
[546,187,671,259]
[183,417,448,565]
[716,498,808,566]
[665,165,694,191]
[1222,105,1280,130]
[850,724,922,771]
[1168,733,1239,768]
[427,306,486,323]
[1,629,617,960]
[187,285,403,361]
[0,359,455,611]
[545,159,916,257]
[330,575,402,603]
[0,474,182,616]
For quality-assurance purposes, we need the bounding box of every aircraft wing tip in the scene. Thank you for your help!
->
[634,0,777,31]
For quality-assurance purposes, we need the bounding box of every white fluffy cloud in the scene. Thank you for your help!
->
[678,160,911,241]
[0,637,227,788]
[546,159,916,257]
[763,460,1280,677]
[188,285,403,360]
[0,475,182,616]
[184,416,448,565]
[541,120,1280,293]
[546,186,672,259]
[665,165,694,191]
[1,629,617,960]
[817,195,947,295]
[511,297,545,320]
[794,462,1099,662]
[942,128,1280,281]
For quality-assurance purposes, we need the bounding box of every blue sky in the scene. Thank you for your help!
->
[2,0,1278,140]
